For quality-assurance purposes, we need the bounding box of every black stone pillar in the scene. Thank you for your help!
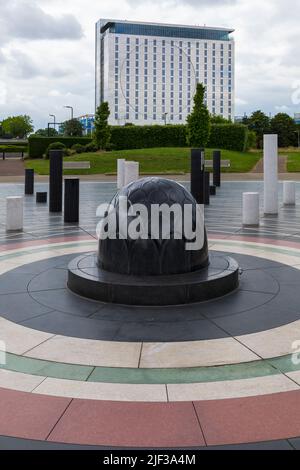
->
[36,192,47,204]
[25,169,34,195]
[210,185,217,196]
[204,171,210,206]
[191,148,205,204]
[64,179,79,223]
[49,150,63,213]
[213,150,221,188]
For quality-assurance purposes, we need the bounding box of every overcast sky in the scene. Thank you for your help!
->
[1,0,300,129]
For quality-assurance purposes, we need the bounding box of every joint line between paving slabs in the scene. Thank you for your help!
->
[192,402,207,447]
[85,366,96,382]
[165,384,170,403]
[45,399,74,442]
[138,343,143,368]
[21,334,57,357]
[30,376,48,393]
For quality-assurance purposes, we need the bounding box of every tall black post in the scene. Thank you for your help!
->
[49,150,63,213]
[25,169,34,195]
[213,150,221,188]
[191,148,205,204]
[204,171,210,206]
[64,179,80,223]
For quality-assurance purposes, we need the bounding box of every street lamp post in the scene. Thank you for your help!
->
[49,114,56,126]
[48,114,56,136]
[64,106,74,120]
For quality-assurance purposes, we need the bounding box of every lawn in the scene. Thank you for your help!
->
[286,151,300,172]
[25,147,261,176]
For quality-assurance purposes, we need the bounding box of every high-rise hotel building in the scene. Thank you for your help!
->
[96,19,234,125]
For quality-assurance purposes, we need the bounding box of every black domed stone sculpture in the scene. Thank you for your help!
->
[68,177,239,306]
[98,178,209,276]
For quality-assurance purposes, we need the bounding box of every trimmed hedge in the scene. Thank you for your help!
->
[110,125,187,150]
[111,124,248,152]
[28,124,249,157]
[207,124,248,152]
[0,145,28,153]
[0,141,27,147]
[28,137,92,159]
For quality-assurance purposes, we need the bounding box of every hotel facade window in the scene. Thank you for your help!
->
[96,19,235,125]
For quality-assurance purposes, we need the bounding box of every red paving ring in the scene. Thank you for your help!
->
[1,387,300,447]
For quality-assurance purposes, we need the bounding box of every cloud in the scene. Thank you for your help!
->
[0,1,83,45]
[126,0,236,6]
[1,0,300,128]
[6,50,41,79]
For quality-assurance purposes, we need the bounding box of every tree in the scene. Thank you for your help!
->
[210,114,231,124]
[94,102,111,150]
[35,128,58,137]
[186,83,211,148]
[270,113,297,148]
[247,111,270,149]
[1,115,34,138]
[62,119,83,137]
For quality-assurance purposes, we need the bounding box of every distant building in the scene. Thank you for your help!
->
[78,114,95,135]
[294,113,300,125]
[96,19,235,126]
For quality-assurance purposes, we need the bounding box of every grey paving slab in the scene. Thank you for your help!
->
[0,292,53,323]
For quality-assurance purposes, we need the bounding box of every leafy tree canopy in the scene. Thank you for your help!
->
[270,113,297,148]
[210,114,232,124]
[247,110,270,148]
[94,102,111,150]
[186,83,211,148]
[35,128,58,137]
[1,115,34,139]
[61,119,83,137]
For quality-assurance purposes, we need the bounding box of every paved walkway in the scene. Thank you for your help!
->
[0,181,300,449]
[252,156,288,174]
[2,171,300,184]
[0,158,24,177]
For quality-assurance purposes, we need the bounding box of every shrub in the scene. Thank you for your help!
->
[85,142,98,152]
[207,124,248,152]
[94,102,111,150]
[245,130,257,150]
[45,142,67,159]
[71,143,85,154]
[186,83,211,147]
[28,137,92,158]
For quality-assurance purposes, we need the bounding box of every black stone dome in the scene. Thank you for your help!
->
[98,177,209,276]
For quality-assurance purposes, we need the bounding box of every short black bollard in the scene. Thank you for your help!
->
[190,148,205,204]
[64,179,80,223]
[210,185,217,196]
[25,169,34,195]
[213,150,221,188]
[204,171,210,206]
[49,150,63,213]
[36,192,47,204]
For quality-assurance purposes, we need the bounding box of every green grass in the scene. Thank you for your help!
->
[25,147,261,176]
[286,151,300,172]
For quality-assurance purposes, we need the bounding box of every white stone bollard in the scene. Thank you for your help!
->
[6,196,23,231]
[243,192,260,226]
[264,134,278,215]
[283,181,296,206]
[117,159,126,189]
[124,161,139,186]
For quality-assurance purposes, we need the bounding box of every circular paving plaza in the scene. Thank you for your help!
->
[1,180,300,450]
